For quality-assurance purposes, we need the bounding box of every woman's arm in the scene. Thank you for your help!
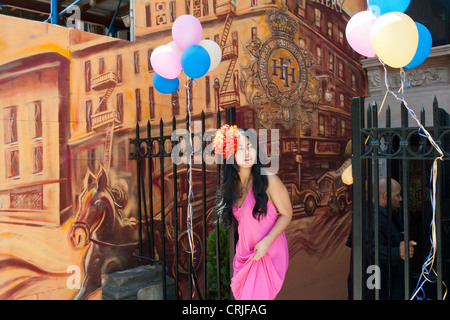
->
[252,174,292,261]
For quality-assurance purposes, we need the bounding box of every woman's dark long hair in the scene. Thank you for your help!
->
[213,128,269,229]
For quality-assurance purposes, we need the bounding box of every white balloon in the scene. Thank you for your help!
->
[167,41,183,56]
[199,40,222,71]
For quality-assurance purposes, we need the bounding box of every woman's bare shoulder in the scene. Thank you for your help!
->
[266,174,285,196]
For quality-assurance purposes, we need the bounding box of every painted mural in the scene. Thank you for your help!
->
[0,0,366,300]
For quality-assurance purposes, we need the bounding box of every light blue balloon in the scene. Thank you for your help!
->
[368,0,411,17]
[152,72,180,94]
[405,23,432,69]
[181,44,211,79]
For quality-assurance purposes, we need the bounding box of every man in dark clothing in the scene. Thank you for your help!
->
[346,178,417,300]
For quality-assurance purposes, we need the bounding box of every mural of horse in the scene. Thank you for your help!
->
[69,165,140,300]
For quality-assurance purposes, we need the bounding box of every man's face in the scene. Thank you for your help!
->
[378,179,402,211]
[390,181,402,211]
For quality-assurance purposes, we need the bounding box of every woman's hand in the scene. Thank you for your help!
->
[250,174,293,262]
[399,240,417,260]
[252,237,271,261]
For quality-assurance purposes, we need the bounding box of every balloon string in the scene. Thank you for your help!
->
[379,59,446,300]
[365,90,388,145]
[381,60,444,159]
[184,78,196,264]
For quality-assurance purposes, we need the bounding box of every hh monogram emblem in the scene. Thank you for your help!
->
[272,56,297,88]
[258,37,307,102]
[240,7,321,129]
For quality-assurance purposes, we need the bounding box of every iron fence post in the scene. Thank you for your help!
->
[352,97,365,300]
[400,103,411,300]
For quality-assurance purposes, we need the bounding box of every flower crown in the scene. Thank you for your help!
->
[212,124,239,159]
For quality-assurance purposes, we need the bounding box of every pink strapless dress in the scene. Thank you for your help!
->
[231,185,289,300]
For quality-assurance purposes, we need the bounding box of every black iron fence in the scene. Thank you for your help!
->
[129,109,235,300]
[351,96,450,300]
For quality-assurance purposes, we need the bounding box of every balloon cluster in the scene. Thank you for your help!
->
[150,15,222,94]
[346,0,432,69]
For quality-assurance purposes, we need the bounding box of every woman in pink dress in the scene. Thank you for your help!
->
[213,126,292,300]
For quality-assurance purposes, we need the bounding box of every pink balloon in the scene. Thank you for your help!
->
[346,11,377,57]
[172,15,203,51]
[150,45,182,79]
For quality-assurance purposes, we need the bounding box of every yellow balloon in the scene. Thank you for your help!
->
[370,12,418,68]
[342,165,353,185]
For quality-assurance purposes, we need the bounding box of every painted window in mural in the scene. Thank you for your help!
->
[205,76,211,109]
[134,51,140,75]
[331,117,337,136]
[116,93,124,122]
[4,106,19,179]
[338,60,344,81]
[32,146,43,174]
[116,54,123,84]
[316,45,322,67]
[314,9,321,28]
[147,48,154,72]
[33,101,42,138]
[170,2,177,22]
[4,106,17,144]
[338,28,344,46]
[135,88,141,122]
[145,4,152,27]
[85,99,92,132]
[84,60,91,93]
[99,57,105,74]
[149,87,156,119]
[329,54,334,73]
[171,89,180,116]
[319,114,325,136]
[7,150,19,179]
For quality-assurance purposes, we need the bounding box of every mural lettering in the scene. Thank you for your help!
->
[310,0,346,13]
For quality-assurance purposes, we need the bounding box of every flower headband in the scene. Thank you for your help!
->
[212,124,239,159]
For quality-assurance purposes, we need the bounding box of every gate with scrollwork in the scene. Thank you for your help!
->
[129,108,235,300]
[350,96,450,300]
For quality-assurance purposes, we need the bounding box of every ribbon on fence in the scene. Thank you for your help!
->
[379,61,447,300]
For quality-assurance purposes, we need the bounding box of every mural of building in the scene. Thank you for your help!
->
[0,0,366,300]
[0,51,71,227]
[0,16,81,299]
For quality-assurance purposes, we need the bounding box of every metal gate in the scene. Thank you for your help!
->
[129,108,236,300]
[351,96,450,300]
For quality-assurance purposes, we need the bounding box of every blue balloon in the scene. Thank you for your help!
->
[152,72,179,94]
[405,23,432,69]
[368,0,410,17]
[181,44,211,79]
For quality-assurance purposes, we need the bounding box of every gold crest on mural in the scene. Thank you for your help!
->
[241,7,321,130]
